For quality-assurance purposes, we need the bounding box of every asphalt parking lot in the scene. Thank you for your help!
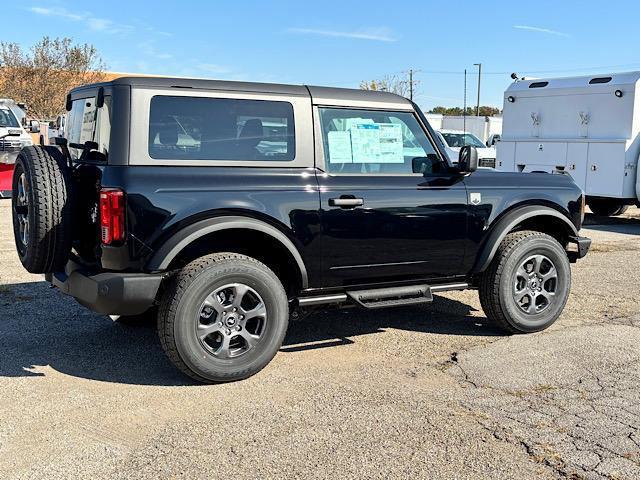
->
[0,200,639,480]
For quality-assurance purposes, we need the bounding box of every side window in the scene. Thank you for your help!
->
[148,96,295,161]
[319,108,441,174]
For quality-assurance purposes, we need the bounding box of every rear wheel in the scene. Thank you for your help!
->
[479,231,571,333]
[588,198,628,217]
[12,146,72,273]
[158,253,288,383]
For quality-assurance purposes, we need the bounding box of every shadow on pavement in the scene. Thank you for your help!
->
[0,281,502,386]
[583,212,640,235]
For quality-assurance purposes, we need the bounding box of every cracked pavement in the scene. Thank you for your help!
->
[0,201,639,479]
[451,323,640,479]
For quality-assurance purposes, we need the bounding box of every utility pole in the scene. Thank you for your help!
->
[474,63,482,116]
[409,69,413,101]
[463,69,467,134]
[404,69,420,101]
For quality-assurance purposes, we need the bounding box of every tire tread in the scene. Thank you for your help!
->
[13,146,72,273]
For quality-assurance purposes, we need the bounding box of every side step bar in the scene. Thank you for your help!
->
[297,282,469,309]
[348,285,432,309]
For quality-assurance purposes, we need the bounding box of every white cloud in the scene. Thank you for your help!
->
[138,41,173,60]
[513,25,570,37]
[30,6,83,21]
[287,27,396,42]
[29,6,132,34]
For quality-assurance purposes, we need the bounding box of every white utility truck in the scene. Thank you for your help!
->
[497,72,640,216]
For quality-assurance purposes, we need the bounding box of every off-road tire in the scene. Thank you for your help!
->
[158,252,289,383]
[479,231,571,333]
[588,198,628,217]
[12,146,73,273]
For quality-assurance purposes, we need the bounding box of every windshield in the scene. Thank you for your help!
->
[441,132,485,148]
[0,108,20,128]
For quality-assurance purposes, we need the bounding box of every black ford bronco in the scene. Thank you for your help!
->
[11,77,591,383]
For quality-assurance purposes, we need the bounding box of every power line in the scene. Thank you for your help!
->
[416,62,640,76]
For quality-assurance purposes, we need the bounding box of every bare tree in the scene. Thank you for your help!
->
[0,37,107,119]
[360,74,415,98]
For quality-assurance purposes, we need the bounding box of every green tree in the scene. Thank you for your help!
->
[429,105,501,116]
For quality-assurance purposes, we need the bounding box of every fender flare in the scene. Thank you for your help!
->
[472,205,578,274]
[147,216,309,288]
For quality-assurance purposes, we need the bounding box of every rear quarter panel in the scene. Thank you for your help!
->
[99,165,323,284]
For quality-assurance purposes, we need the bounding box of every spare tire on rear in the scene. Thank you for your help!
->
[12,146,73,273]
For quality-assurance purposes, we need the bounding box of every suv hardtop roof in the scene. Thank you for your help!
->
[70,76,412,108]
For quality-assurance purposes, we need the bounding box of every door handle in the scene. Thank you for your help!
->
[329,197,364,208]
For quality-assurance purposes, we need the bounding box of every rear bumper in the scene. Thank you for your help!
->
[46,261,164,315]
[567,235,591,262]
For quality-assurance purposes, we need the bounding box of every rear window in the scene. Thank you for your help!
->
[66,96,111,160]
[148,96,295,161]
[441,132,485,148]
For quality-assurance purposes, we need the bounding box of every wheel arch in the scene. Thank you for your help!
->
[472,205,578,274]
[146,216,309,290]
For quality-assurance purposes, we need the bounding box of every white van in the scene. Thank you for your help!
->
[497,72,640,216]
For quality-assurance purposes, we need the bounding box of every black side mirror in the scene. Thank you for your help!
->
[458,146,478,173]
[412,154,440,174]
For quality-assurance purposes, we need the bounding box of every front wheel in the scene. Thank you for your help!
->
[479,231,571,333]
[158,253,289,383]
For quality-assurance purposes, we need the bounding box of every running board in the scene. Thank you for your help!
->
[296,282,469,309]
[348,285,432,309]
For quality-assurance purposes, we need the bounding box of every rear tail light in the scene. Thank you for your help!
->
[99,188,125,245]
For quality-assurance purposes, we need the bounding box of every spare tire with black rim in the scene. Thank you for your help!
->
[12,145,73,273]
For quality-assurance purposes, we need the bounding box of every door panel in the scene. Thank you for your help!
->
[319,174,468,287]
[515,141,568,168]
[586,142,625,196]
[496,141,515,171]
[314,106,469,288]
[566,143,588,191]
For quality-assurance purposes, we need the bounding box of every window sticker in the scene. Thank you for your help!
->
[377,123,404,163]
[351,123,381,163]
[327,131,353,163]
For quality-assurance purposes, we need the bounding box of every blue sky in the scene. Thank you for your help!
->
[3,0,640,111]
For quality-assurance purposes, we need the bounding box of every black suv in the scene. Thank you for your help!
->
[11,77,591,383]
